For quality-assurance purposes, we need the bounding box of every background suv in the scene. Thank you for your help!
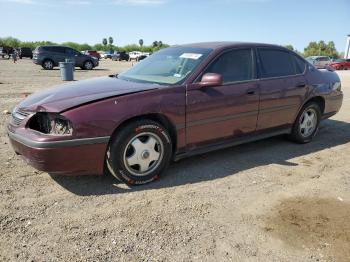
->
[33,46,99,70]
[306,56,331,69]
[19,47,33,59]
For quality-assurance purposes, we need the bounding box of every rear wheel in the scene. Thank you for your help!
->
[289,102,321,143]
[107,120,172,185]
[42,59,54,70]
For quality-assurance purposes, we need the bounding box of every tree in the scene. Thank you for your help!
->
[139,39,144,48]
[102,38,108,46]
[108,37,113,45]
[0,37,21,48]
[158,41,163,47]
[304,40,339,58]
[152,41,159,48]
[285,44,294,51]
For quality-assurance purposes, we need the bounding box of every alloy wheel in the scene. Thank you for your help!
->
[299,108,317,137]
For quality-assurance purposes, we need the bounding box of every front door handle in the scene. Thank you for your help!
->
[296,82,306,88]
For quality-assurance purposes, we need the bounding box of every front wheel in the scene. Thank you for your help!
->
[289,102,321,143]
[107,120,172,185]
[83,60,93,70]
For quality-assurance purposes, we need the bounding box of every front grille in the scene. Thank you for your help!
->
[11,109,30,126]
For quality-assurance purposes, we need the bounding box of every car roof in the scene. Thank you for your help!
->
[307,56,329,59]
[174,41,287,50]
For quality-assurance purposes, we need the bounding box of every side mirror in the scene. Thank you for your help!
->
[199,73,223,87]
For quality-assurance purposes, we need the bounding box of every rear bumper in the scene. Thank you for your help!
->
[8,130,109,176]
[323,93,343,118]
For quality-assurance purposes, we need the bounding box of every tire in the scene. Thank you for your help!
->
[42,59,54,70]
[107,120,172,185]
[340,66,344,70]
[83,60,93,70]
[289,102,321,143]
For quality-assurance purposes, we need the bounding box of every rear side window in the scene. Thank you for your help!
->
[319,57,329,61]
[204,48,254,83]
[293,55,306,74]
[258,48,296,78]
[47,46,65,53]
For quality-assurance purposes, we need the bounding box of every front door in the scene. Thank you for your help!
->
[186,48,260,148]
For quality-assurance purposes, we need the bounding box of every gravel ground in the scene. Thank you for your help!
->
[0,58,349,262]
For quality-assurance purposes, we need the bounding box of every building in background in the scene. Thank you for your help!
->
[345,34,350,59]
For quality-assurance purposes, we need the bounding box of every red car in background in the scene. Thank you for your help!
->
[329,59,350,70]
[84,50,101,60]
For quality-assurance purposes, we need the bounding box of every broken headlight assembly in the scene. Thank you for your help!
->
[28,113,73,135]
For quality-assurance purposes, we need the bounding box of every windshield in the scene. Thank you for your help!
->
[118,46,212,85]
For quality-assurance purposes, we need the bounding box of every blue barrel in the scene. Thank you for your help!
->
[59,59,74,81]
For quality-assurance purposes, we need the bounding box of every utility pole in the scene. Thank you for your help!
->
[345,34,350,59]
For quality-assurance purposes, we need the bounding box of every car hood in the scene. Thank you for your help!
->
[18,76,160,113]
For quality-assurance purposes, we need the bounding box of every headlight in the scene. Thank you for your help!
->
[28,113,73,135]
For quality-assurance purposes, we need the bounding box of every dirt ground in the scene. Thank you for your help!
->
[0,58,350,262]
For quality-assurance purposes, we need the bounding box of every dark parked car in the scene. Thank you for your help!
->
[0,46,12,59]
[32,46,99,70]
[112,51,130,61]
[8,42,343,185]
[19,47,33,59]
[329,59,350,70]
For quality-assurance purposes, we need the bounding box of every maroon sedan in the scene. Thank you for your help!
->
[8,42,343,185]
[329,59,350,70]
[84,50,101,60]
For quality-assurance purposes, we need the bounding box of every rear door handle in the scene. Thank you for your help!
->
[296,82,306,88]
[246,89,256,95]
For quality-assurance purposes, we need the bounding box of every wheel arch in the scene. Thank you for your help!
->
[42,58,54,65]
[303,96,325,114]
[108,113,177,153]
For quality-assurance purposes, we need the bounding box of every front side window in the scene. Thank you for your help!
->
[119,47,212,85]
[258,48,296,78]
[203,48,254,83]
[65,48,78,55]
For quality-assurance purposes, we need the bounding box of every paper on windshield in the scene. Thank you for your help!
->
[180,53,203,60]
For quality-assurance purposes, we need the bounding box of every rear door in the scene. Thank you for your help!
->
[256,48,308,131]
[51,46,66,64]
[186,48,260,147]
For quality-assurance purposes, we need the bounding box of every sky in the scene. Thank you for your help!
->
[0,0,349,52]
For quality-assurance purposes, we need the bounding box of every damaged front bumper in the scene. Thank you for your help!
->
[7,127,109,176]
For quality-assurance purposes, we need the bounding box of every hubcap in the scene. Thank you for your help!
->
[85,62,92,69]
[123,132,164,176]
[45,61,52,69]
[299,108,317,137]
